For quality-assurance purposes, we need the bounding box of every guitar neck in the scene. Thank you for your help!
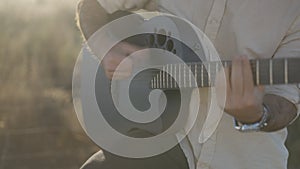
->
[151,58,300,89]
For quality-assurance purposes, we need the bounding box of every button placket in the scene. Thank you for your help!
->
[204,0,227,43]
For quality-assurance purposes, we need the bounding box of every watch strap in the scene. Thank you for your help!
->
[234,104,271,132]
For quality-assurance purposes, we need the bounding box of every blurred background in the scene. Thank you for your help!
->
[0,0,99,168]
[0,0,299,169]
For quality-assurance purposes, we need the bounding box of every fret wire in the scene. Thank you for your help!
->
[163,66,165,88]
[183,64,186,88]
[153,77,155,88]
[160,67,164,88]
[178,64,181,88]
[224,61,228,68]
[189,65,192,88]
[153,79,155,88]
[284,59,288,84]
[156,74,158,88]
[208,63,211,87]
[256,60,260,85]
[159,70,162,89]
[170,64,173,88]
[152,78,155,89]
[151,79,153,88]
[154,75,158,89]
[215,62,219,86]
[164,66,167,88]
[175,64,177,88]
[166,64,169,89]
[195,64,198,87]
[157,75,159,88]
[154,76,156,89]
[201,63,204,87]
[157,72,159,88]
[270,60,273,85]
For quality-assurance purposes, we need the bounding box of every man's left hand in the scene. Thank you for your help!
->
[216,56,264,124]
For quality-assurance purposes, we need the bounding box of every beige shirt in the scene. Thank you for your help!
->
[156,1,300,169]
[98,0,300,168]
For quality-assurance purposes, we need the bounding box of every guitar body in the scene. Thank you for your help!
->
[92,13,206,137]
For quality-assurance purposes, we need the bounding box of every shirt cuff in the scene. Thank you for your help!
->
[97,0,150,14]
[97,0,123,13]
[264,85,300,124]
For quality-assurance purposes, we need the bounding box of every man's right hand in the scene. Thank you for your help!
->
[97,0,154,14]
[102,42,140,80]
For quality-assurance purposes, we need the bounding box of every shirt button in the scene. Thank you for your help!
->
[208,18,218,24]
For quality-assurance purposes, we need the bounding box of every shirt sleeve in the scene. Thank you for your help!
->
[97,0,151,14]
[265,15,300,123]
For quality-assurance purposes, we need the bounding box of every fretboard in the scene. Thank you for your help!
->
[151,58,300,89]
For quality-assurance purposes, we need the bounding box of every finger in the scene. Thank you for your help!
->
[216,67,232,93]
[215,68,226,96]
[102,57,117,72]
[103,48,134,80]
[215,66,231,109]
[114,57,133,73]
[104,51,128,67]
[106,70,132,80]
[111,54,127,65]
[257,85,265,92]
[109,58,133,79]
[224,67,231,94]
[231,56,243,96]
[224,67,232,109]
[118,42,142,55]
[105,60,133,73]
[242,56,254,96]
[112,72,132,80]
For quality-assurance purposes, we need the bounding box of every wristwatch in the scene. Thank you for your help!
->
[234,104,271,132]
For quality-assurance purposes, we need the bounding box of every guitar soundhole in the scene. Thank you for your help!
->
[157,29,167,46]
[149,34,155,46]
[149,28,177,54]
[166,40,174,51]
[157,34,167,46]
[173,49,177,54]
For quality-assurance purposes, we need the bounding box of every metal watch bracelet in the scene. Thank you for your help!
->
[234,104,271,132]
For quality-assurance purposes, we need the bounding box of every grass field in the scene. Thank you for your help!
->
[0,0,299,168]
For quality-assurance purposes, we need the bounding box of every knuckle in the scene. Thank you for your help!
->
[244,99,255,107]
[104,55,114,64]
[105,63,116,71]
[106,72,113,79]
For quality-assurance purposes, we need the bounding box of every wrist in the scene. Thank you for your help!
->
[234,104,271,132]
[235,106,264,124]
